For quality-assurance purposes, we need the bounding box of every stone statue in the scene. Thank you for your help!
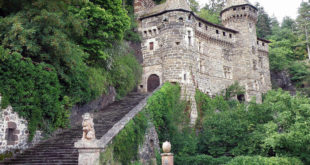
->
[82,113,96,141]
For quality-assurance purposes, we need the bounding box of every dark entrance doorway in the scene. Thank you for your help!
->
[147,74,160,92]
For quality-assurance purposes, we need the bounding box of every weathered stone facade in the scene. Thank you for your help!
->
[0,95,28,154]
[135,0,272,123]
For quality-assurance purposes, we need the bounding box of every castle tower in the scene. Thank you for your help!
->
[136,0,199,124]
[221,0,264,102]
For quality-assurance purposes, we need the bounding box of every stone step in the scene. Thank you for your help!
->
[0,92,147,164]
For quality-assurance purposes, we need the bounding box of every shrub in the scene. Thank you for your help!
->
[175,155,231,165]
[0,49,69,139]
[227,156,303,165]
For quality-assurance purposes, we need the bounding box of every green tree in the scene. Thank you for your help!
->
[189,0,200,12]
[296,0,310,60]
[256,3,272,38]
[198,0,224,24]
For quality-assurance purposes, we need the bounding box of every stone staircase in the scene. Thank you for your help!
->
[0,92,147,165]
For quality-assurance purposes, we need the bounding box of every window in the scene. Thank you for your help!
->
[216,30,219,34]
[262,43,265,46]
[223,32,226,36]
[163,18,168,22]
[242,7,246,10]
[229,34,232,38]
[223,66,232,79]
[144,31,147,36]
[223,49,231,61]
[199,22,202,27]
[6,128,15,145]
[184,74,187,80]
[233,8,237,11]
[148,30,152,35]
[260,74,265,85]
[253,60,257,70]
[188,31,192,46]
[179,17,184,22]
[205,26,208,30]
[153,29,157,34]
[149,42,154,50]
[252,46,256,54]
[259,56,263,68]
[188,14,191,20]
[257,41,259,45]
[176,42,180,45]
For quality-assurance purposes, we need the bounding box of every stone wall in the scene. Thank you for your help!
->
[136,1,272,123]
[0,96,29,154]
[70,86,116,126]
[138,123,160,164]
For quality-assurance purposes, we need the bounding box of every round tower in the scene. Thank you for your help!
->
[221,0,258,49]
[220,0,262,102]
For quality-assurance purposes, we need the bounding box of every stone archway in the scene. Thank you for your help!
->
[147,74,160,92]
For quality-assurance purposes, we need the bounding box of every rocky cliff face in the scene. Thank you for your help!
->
[271,71,296,95]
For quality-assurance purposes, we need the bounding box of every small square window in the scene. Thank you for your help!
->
[149,42,154,50]
[242,7,246,10]
[233,8,237,11]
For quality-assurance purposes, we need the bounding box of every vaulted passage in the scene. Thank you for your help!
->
[147,74,160,92]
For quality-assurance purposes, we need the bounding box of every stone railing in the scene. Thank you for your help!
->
[74,86,162,165]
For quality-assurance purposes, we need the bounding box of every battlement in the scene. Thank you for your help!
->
[221,5,258,25]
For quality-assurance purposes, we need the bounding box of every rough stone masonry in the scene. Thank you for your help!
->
[134,0,272,124]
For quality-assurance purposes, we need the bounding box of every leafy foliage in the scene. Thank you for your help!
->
[227,156,303,165]
[113,111,148,164]
[0,0,141,138]
[0,48,69,139]
[195,88,309,164]
[99,111,148,165]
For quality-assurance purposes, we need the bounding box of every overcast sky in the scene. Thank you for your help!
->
[197,0,303,22]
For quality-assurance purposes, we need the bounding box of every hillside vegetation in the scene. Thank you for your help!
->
[0,0,141,139]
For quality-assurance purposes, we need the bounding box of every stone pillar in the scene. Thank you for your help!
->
[75,113,102,165]
[161,141,174,165]
[75,140,101,165]
[161,153,174,165]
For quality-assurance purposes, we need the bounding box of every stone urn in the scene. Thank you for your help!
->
[162,141,171,153]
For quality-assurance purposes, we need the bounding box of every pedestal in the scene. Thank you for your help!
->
[74,139,102,165]
[161,153,174,165]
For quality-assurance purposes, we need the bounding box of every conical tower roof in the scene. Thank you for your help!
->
[142,0,191,17]
[224,0,251,9]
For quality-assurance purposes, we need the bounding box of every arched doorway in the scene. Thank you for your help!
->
[147,74,160,92]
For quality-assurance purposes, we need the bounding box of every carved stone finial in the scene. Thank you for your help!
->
[162,141,171,153]
[82,113,96,141]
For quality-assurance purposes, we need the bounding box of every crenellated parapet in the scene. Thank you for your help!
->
[221,5,258,25]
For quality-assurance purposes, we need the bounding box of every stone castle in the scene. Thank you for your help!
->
[134,0,272,123]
